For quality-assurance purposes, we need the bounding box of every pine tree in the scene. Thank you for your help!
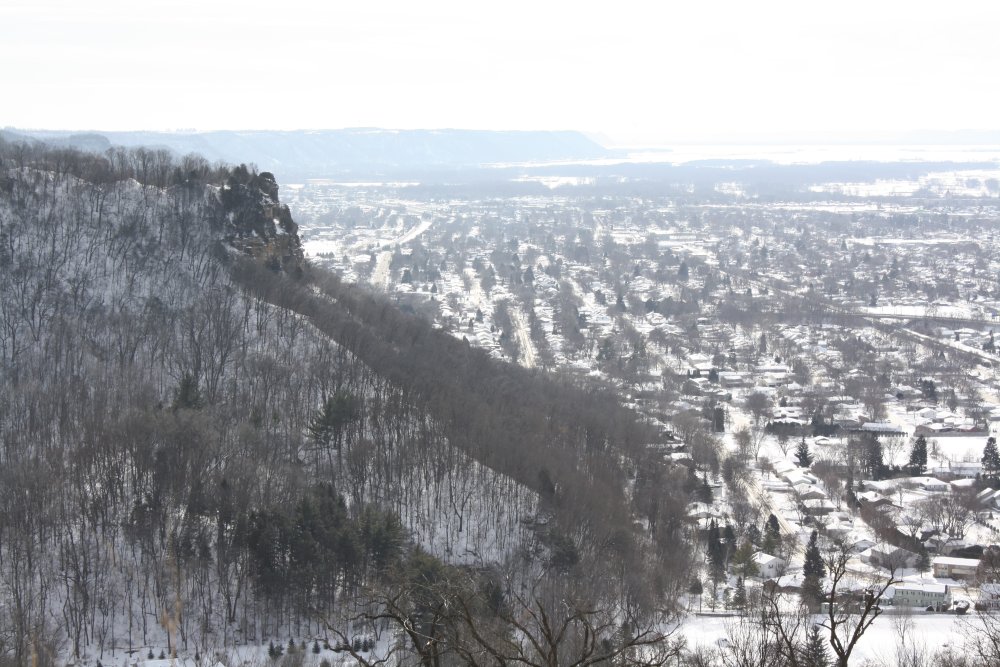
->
[800,624,830,667]
[698,474,713,503]
[689,578,704,611]
[908,434,928,472]
[313,640,321,654]
[723,524,737,562]
[803,531,825,579]
[707,520,726,584]
[801,531,826,612]
[732,540,759,578]
[984,437,1000,483]
[733,577,747,610]
[796,437,813,467]
[865,436,885,479]
[801,574,824,613]
[172,372,204,410]
[762,514,781,554]
[706,520,723,567]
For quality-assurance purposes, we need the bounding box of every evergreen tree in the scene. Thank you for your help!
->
[762,514,781,554]
[698,474,713,504]
[803,531,825,579]
[801,531,826,612]
[731,540,759,578]
[733,577,747,611]
[678,261,689,282]
[865,436,885,479]
[706,520,723,567]
[795,437,813,467]
[723,524,737,563]
[800,624,830,667]
[707,520,726,584]
[713,405,726,431]
[689,578,704,611]
[801,575,825,613]
[920,378,937,401]
[308,390,359,454]
[172,372,204,410]
[908,434,928,472]
[984,437,1000,483]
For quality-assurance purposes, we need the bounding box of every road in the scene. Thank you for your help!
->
[509,307,537,368]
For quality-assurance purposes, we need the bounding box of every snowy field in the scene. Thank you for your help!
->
[680,610,969,665]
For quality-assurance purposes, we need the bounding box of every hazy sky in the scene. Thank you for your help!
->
[3,0,999,145]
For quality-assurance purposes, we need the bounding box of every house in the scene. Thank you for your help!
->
[783,470,818,487]
[863,544,919,570]
[772,459,798,475]
[844,532,876,553]
[932,556,981,581]
[719,372,749,388]
[889,582,951,609]
[932,461,983,479]
[977,488,1000,510]
[761,480,793,493]
[979,583,1000,609]
[802,499,836,516]
[753,552,786,579]
[796,485,828,501]
[904,476,949,493]
[856,492,899,511]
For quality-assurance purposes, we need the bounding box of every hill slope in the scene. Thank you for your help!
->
[0,138,688,665]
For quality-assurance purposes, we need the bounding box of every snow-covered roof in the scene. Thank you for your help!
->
[892,581,948,594]
[932,556,980,568]
[753,552,783,566]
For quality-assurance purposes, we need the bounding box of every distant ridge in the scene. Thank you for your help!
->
[3,128,611,178]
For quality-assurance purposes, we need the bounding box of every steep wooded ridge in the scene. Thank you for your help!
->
[0,140,691,665]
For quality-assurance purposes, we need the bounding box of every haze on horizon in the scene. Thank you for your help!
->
[3,0,999,147]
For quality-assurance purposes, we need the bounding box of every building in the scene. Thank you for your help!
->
[889,582,951,609]
[932,556,980,581]
[863,544,919,570]
[753,552,786,579]
[979,583,1000,609]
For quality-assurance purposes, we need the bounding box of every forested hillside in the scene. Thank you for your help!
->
[0,140,693,665]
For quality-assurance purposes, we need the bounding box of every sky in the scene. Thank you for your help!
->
[2,0,1000,146]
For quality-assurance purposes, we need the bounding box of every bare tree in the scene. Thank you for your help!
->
[717,541,897,667]
[817,542,898,667]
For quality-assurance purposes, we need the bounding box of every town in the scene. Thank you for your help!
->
[287,159,1000,660]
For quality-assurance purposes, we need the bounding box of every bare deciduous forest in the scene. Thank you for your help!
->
[0,140,692,664]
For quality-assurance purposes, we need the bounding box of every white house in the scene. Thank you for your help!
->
[932,556,980,581]
[904,476,949,493]
[862,544,919,570]
[889,582,951,609]
[753,552,785,579]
